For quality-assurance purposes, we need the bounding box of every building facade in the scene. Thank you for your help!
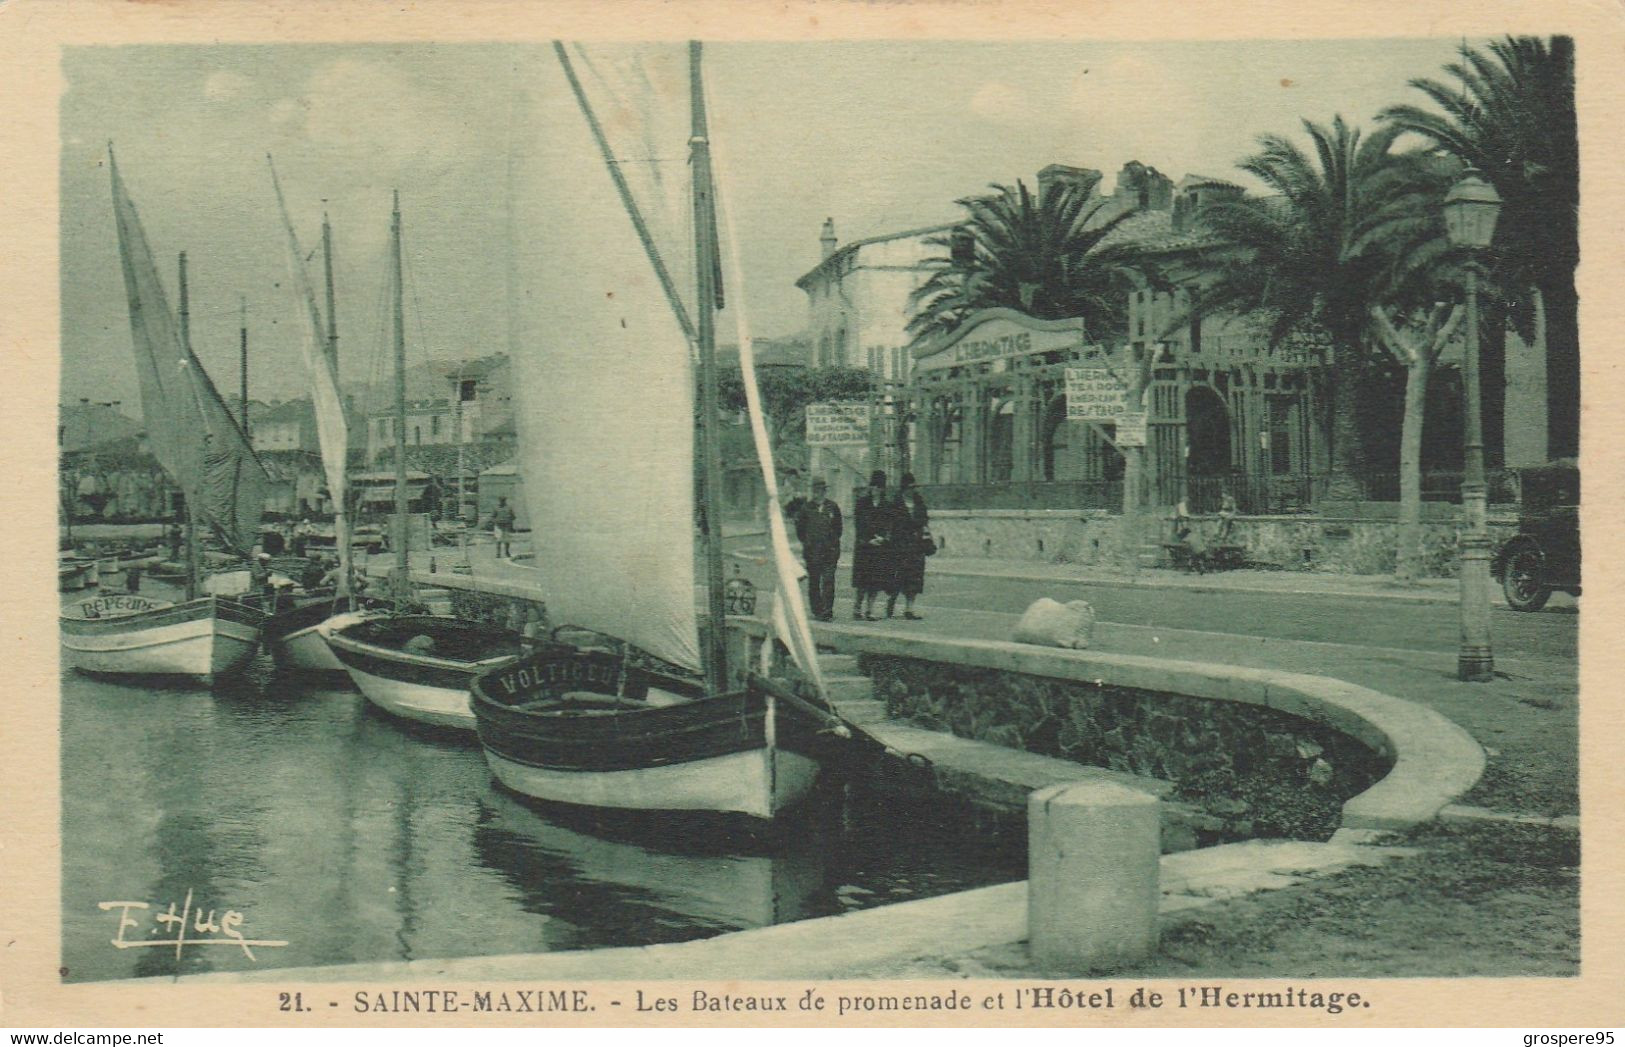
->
[364,354,515,462]
[886,164,1328,514]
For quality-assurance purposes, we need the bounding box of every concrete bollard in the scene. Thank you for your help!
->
[1028,780,1160,973]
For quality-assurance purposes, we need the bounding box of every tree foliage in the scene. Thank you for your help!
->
[1380,35,1579,459]
[906,179,1141,345]
[1182,116,1441,490]
[713,364,873,449]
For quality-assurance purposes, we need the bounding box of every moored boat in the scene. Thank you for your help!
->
[472,647,828,820]
[60,593,265,683]
[325,614,526,730]
[470,43,852,822]
[67,150,273,686]
[59,560,94,592]
[262,590,344,672]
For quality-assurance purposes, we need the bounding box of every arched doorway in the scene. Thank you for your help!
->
[1041,396,1069,481]
[988,399,1015,483]
[1185,386,1231,512]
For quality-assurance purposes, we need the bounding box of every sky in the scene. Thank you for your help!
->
[60,38,1477,413]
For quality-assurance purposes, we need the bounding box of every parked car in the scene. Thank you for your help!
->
[1493,461,1580,611]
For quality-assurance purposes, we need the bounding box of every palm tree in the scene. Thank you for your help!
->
[1355,149,1469,579]
[906,179,1141,344]
[1184,116,1421,501]
[1381,35,1579,461]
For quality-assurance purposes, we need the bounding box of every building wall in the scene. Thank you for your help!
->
[804,229,944,373]
[253,419,304,452]
[1503,327,1548,467]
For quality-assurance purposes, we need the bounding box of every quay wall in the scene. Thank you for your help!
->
[929,507,1517,576]
[747,622,1484,836]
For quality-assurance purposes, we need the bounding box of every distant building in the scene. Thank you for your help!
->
[252,399,313,452]
[364,354,516,462]
[58,399,143,454]
[794,218,956,381]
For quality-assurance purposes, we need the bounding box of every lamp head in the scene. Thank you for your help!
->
[1443,167,1503,250]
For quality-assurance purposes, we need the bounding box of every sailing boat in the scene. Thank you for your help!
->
[260,164,376,673]
[323,192,525,727]
[59,151,269,685]
[469,42,851,820]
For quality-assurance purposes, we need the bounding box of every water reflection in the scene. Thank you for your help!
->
[61,639,1024,983]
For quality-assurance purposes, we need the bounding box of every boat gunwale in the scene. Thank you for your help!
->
[59,595,265,634]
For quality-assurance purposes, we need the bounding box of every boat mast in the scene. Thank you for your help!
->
[390,191,411,610]
[239,296,249,437]
[178,250,201,602]
[323,211,353,600]
[689,41,729,696]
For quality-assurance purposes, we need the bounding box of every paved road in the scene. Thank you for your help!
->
[730,542,1577,667]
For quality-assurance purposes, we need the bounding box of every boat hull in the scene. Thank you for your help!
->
[472,650,827,821]
[483,744,821,821]
[326,615,525,731]
[60,596,264,683]
[263,594,362,674]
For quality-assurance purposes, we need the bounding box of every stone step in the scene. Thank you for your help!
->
[829,698,889,726]
[818,653,860,675]
[822,673,875,702]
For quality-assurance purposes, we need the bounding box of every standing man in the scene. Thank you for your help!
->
[492,497,517,559]
[793,477,842,622]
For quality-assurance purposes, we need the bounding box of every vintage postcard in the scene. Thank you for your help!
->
[2,0,1621,1031]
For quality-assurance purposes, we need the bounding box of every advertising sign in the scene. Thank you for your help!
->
[1115,411,1149,448]
[805,402,871,446]
[1065,368,1129,421]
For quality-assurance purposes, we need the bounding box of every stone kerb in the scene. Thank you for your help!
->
[803,626,1485,834]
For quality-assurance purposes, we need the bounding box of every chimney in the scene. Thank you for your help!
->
[1037,164,1103,201]
[820,217,837,260]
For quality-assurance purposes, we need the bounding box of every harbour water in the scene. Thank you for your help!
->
[59,587,1025,983]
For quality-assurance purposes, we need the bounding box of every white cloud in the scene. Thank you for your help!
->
[969,80,1026,121]
[296,59,470,183]
[204,70,251,101]
[268,98,304,128]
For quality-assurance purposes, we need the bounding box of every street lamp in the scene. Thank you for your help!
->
[1443,167,1503,682]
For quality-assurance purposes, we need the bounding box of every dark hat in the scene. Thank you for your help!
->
[869,470,887,487]
[811,477,828,490]
[900,472,917,488]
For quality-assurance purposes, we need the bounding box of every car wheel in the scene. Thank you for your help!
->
[1502,546,1551,612]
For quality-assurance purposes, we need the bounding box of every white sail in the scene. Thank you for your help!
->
[268,160,350,589]
[507,45,701,672]
[110,150,268,556]
[704,64,826,695]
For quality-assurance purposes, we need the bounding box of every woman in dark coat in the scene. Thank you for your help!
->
[886,473,930,620]
[850,470,891,620]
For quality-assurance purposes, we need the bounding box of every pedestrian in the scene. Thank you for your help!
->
[250,552,275,605]
[793,477,842,622]
[1216,489,1239,544]
[1173,498,1208,575]
[885,472,931,620]
[492,497,517,559]
[850,470,891,621]
[124,562,142,594]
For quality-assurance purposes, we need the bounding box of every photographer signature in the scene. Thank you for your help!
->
[99,889,288,960]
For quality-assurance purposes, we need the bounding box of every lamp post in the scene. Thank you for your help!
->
[1443,167,1503,682]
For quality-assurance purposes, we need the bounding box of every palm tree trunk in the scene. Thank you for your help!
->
[1395,356,1430,582]
[1480,296,1507,470]
[1323,344,1365,502]
[1541,274,1580,460]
